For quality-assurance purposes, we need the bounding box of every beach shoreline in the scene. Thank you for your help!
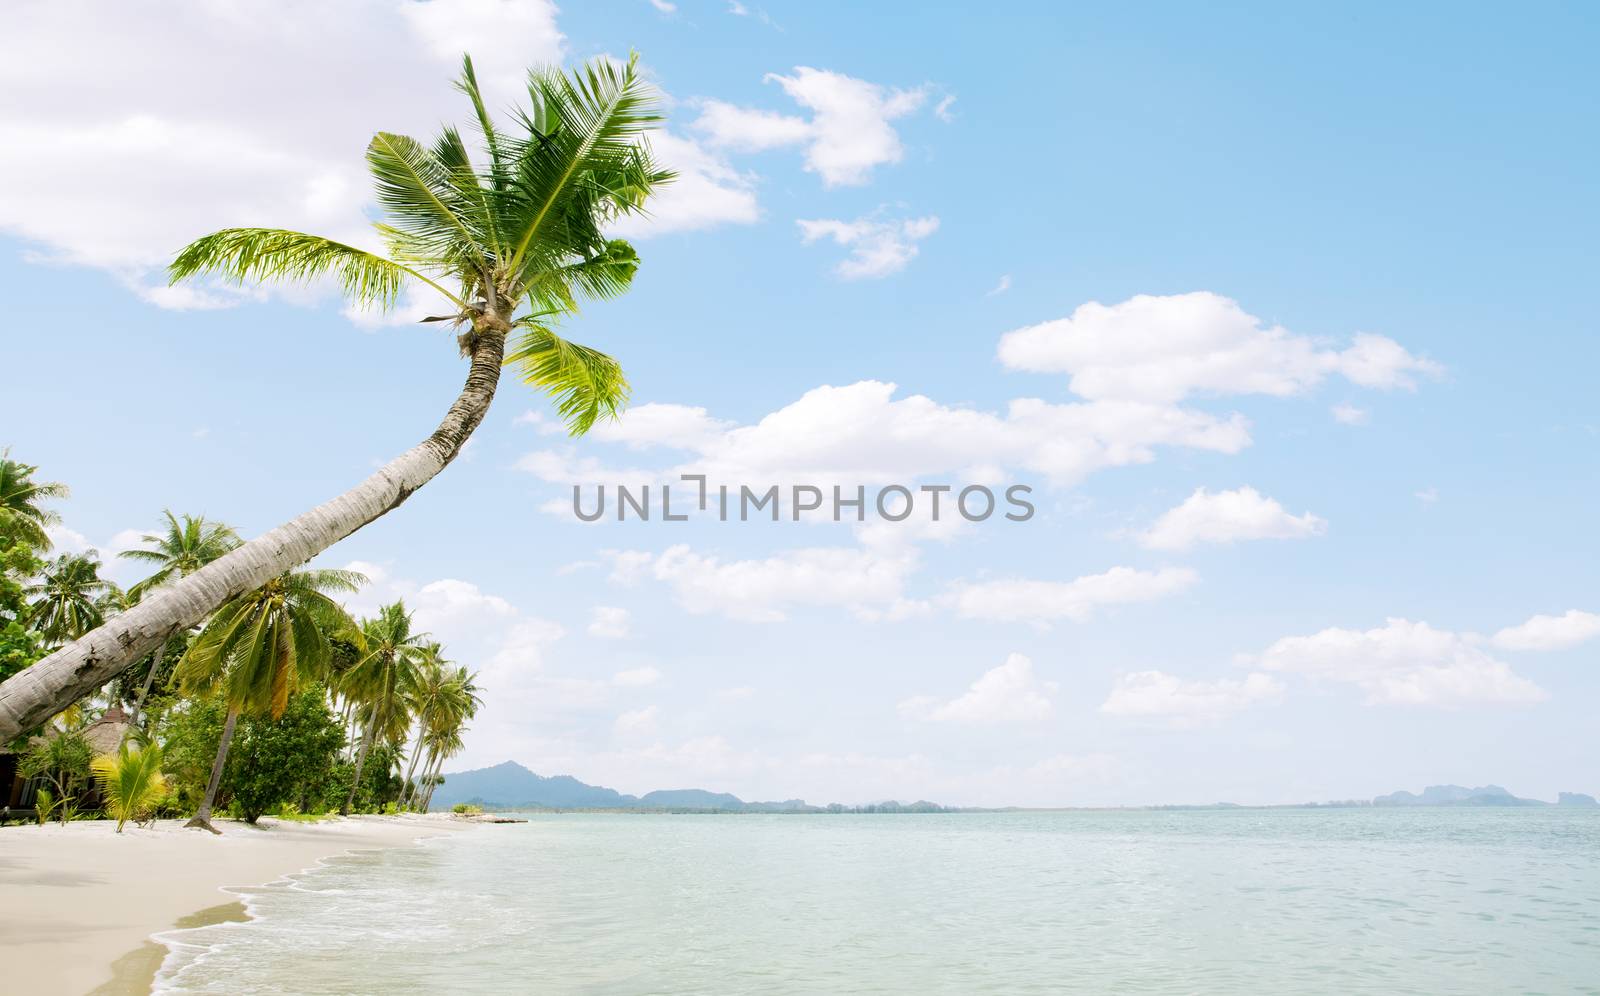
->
[1,813,473,995]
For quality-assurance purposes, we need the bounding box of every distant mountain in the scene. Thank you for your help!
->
[1373,784,1548,807]
[428,761,916,813]
[1558,792,1599,807]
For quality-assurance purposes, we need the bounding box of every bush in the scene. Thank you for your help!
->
[452,803,482,815]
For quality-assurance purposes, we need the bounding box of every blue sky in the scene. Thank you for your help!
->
[2,0,1597,805]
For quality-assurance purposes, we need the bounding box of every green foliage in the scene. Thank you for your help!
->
[21,728,93,824]
[91,742,170,832]
[33,787,54,825]
[157,695,228,813]
[119,510,242,601]
[25,551,113,645]
[451,803,482,814]
[166,51,672,435]
[0,450,69,553]
[224,689,346,823]
[177,568,363,719]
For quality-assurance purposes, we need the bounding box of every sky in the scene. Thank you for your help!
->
[2,0,1598,807]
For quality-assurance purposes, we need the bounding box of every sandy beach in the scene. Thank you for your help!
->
[0,814,472,995]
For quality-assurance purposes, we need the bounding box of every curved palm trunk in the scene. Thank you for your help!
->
[185,703,241,835]
[116,644,164,753]
[343,714,379,816]
[0,323,508,741]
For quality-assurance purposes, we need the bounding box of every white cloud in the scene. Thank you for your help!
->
[944,567,1197,625]
[1331,403,1369,425]
[43,524,91,554]
[899,653,1057,724]
[0,0,564,307]
[648,0,677,11]
[589,606,634,640]
[1415,487,1439,505]
[1138,487,1326,552]
[612,666,662,687]
[1256,618,1547,707]
[587,403,736,451]
[986,274,1012,297]
[605,542,921,623]
[614,705,660,736]
[694,67,927,186]
[1101,671,1283,725]
[934,95,957,123]
[1492,610,1600,652]
[797,214,939,279]
[997,292,1441,404]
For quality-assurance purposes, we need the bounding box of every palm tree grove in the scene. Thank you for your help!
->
[0,52,671,831]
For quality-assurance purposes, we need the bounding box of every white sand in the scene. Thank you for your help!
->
[0,814,472,995]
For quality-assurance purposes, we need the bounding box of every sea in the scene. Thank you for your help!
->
[153,809,1600,995]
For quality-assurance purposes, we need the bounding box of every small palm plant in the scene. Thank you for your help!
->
[92,742,170,832]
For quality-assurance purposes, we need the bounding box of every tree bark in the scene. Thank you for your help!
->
[185,703,241,835]
[343,713,379,816]
[420,748,447,812]
[0,321,509,741]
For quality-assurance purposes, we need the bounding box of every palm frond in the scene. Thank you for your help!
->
[168,228,465,311]
[505,318,629,435]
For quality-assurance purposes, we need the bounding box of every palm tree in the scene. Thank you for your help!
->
[342,602,427,815]
[417,666,481,812]
[0,450,69,552]
[397,642,451,810]
[26,553,113,645]
[176,568,363,833]
[0,53,673,740]
[117,512,242,743]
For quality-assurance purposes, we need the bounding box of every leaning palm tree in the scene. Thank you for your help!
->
[342,602,427,815]
[0,53,672,740]
[26,553,113,645]
[417,666,481,812]
[0,451,68,552]
[176,568,363,833]
[116,512,242,744]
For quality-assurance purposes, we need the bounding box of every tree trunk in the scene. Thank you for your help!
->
[0,321,509,741]
[116,644,164,753]
[420,748,447,812]
[343,714,379,816]
[185,704,241,835]
[398,716,428,811]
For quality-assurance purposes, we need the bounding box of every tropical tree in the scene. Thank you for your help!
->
[26,552,114,645]
[117,512,243,743]
[342,602,427,815]
[416,666,481,812]
[91,741,170,832]
[0,451,68,552]
[397,642,452,809]
[175,568,363,833]
[0,53,672,739]
[20,727,93,825]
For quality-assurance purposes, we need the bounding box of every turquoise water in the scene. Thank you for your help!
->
[156,810,1600,994]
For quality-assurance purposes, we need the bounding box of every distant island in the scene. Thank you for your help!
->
[429,761,951,813]
[432,763,1600,814]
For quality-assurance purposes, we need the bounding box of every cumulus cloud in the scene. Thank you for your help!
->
[523,380,1251,493]
[997,292,1441,404]
[1256,618,1546,707]
[614,705,660,736]
[1138,487,1326,551]
[797,213,939,279]
[588,606,633,640]
[1101,671,1283,725]
[1492,610,1600,652]
[608,130,761,238]
[1331,403,1369,426]
[612,666,662,687]
[943,567,1197,625]
[0,0,564,304]
[693,67,927,186]
[899,653,1057,724]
